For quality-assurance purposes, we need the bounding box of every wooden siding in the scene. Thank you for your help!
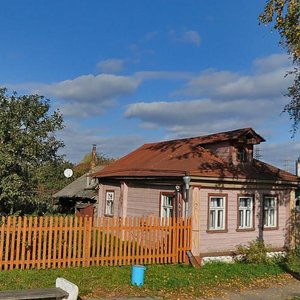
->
[98,183,121,217]
[127,184,175,216]
[194,187,291,255]
[204,141,232,162]
[97,181,292,257]
[127,185,159,216]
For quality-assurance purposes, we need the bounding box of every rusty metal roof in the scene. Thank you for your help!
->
[93,128,297,182]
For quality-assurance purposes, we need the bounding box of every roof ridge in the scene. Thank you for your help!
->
[141,127,255,146]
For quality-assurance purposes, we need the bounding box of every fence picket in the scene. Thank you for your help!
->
[4,217,11,270]
[0,215,191,270]
[0,217,5,268]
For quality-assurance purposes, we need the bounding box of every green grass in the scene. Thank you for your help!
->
[286,254,300,274]
[0,262,288,298]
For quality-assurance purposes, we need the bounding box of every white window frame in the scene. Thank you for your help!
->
[105,191,114,216]
[209,196,226,230]
[238,196,254,229]
[264,196,277,228]
[160,193,174,219]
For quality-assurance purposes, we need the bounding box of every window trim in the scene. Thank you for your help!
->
[237,147,247,162]
[159,192,175,219]
[236,194,255,232]
[263,194,279,230]
[104,190,114,217]
[207,193,228,233]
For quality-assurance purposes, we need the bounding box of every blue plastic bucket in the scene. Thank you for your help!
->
[131,265,146,286]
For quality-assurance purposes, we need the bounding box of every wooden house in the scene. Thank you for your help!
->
[93,128,298,259]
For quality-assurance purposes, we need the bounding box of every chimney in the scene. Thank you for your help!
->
[91,144,97,171]
[296,157,300,177]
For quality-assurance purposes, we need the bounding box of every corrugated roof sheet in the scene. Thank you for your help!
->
[53,166,105,199]
[93,128,297,182]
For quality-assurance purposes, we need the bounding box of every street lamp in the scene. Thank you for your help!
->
[183,175,191,218]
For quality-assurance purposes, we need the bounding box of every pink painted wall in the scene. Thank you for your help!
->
[126,184,161,216]
[98,181,291,255]
[195,187,291,255]
[98,182,176,217]
[98,182,121,217]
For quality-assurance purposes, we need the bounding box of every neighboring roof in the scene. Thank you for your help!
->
[93,128,297,183]
[53,166,105,199]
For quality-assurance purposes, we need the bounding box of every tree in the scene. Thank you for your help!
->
[259,0,300,133]
[74,151,115,177]
[81,151,115,166]
[0,88,65,214]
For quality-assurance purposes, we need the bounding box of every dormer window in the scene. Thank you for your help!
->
[237,147,247,162]
[296,198,300,212]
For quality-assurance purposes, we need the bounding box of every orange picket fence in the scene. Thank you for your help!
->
[0,216,191,270]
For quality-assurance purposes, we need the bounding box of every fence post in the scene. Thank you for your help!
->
[0,217,4,269]
[83,217,92,267]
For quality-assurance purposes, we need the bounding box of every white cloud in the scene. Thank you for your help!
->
[259,140,300,172]
[58,124,145,163]
[9,74,141,118]
[176,63,292,101]
[96,59,125,74]
[253,53,292,74]
[181,30,201,46]
[125,53,293,139]
[125,97,283,136]
[43,74,139,103]
[170,29,201,47]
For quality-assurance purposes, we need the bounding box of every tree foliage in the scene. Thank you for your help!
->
[259,0,300,133]
[81,151,115,166]
[0,88,65,214]
[74,152,115,177]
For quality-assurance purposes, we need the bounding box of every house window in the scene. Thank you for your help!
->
[237,147,247,162]
[296,197,300,212]
[264,196,277,228]
[105,191,114,216]
[161,193,174,218]
[209,195,226,231]
[238,196,254,229]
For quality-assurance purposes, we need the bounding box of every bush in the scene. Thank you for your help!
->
[285,246,300,273]
[236,240,272,264]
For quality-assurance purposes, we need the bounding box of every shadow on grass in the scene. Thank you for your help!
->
[276,252,300,282]
[280,263,300,281]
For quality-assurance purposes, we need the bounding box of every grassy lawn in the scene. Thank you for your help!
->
[0,262,293,299]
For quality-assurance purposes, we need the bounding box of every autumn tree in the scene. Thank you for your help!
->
[74,151,115,177]
[259,0,300,133]
[0,88,65,214]
[81,151,115,166]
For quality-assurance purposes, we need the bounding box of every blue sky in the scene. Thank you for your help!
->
[1,0,299,172]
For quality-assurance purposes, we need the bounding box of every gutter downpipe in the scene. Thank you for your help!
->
[183,175,191,219]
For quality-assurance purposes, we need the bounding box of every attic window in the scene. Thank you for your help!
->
[237,148,247,162]
[296,198,300,212]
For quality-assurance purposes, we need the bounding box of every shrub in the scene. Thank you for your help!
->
[236,240,272,264]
